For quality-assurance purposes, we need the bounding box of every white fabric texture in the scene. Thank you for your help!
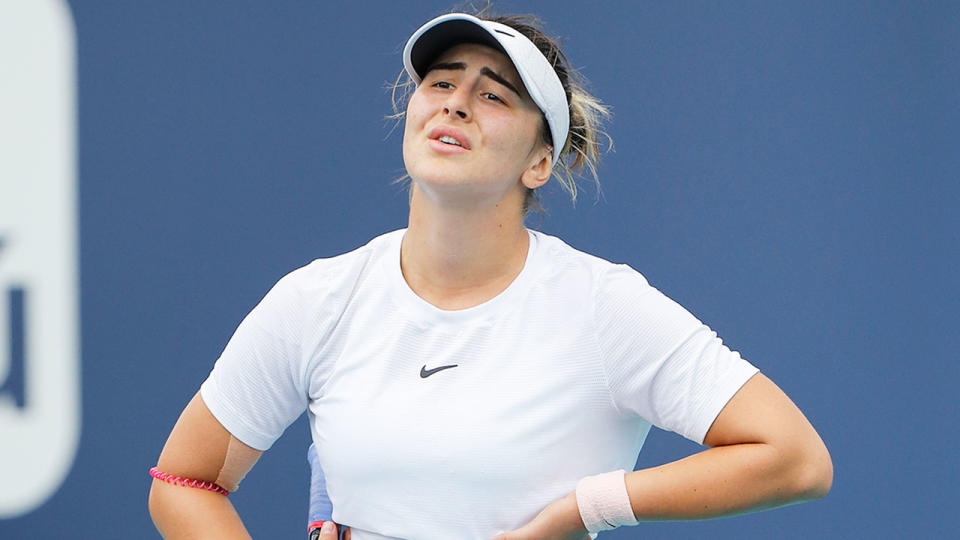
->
[575,469,639,533]
[200,229,758,539]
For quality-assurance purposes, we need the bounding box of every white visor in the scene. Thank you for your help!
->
[403,13,569,166]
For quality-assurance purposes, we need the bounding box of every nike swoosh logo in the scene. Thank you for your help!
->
[420,364,458,378]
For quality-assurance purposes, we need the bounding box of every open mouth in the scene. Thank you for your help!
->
[437,135,463,147]
[428,125,471,150]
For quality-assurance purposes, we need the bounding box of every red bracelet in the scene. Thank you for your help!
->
[149,466,230,496]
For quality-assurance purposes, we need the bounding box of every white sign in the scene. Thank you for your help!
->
[0,0,81,518]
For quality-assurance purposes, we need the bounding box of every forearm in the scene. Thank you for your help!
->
[149,479,252,539]
[625,441,830,520]
[531,375,831,536]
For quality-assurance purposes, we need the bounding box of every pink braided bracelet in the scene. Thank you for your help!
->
[149,466,230,496]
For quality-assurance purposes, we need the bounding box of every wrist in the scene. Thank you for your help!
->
[575,469,638,534]
[565,490,588,531]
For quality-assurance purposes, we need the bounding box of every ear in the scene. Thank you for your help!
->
[520,150,553,190]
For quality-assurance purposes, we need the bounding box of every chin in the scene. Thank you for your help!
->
[410,173,482,195]
[406,154,477,186]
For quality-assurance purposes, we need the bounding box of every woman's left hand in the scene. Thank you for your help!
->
[489,491,589,540]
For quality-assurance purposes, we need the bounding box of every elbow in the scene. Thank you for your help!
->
[148,480,175,535]
[807,445,834,499]
[789,439,833,501]
[148,481,164,530]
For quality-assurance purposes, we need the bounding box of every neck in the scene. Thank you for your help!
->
[401,184,530,310]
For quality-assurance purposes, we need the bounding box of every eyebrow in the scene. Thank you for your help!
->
[426,61,523,98]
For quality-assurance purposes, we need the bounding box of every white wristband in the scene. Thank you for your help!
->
[575,469,639,534]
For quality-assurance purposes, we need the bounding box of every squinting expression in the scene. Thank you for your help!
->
[402,43,551,204]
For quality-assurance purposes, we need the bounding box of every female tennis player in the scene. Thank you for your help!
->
[149,9,832,540]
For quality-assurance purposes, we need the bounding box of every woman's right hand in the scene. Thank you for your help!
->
[316,521,351,540]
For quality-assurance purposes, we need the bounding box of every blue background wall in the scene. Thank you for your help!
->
[2,0,957,537]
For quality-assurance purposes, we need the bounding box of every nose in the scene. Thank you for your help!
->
[444,106,468,120]
[442,88,470,121]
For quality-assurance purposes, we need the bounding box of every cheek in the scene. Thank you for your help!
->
[401,93,427,159]
[487,118,539,161]
[404,91,432,129]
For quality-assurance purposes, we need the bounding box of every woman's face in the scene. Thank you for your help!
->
[402,42,552,208]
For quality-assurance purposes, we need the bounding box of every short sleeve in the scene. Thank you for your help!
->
[200,269,311,451]
[594,264,759,444]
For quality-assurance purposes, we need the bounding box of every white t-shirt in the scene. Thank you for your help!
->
[201,229,758,539]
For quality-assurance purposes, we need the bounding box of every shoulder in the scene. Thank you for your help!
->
[275,229,403,296]
[247,229,403,327]
[530,230,696,335]
[529,229,651,296]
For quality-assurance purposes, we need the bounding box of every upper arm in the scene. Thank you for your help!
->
[595,265,760,443]
[149,392,261,538]
[156,391,262,483]
[154,267,321,483]
[703,372,833,496]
